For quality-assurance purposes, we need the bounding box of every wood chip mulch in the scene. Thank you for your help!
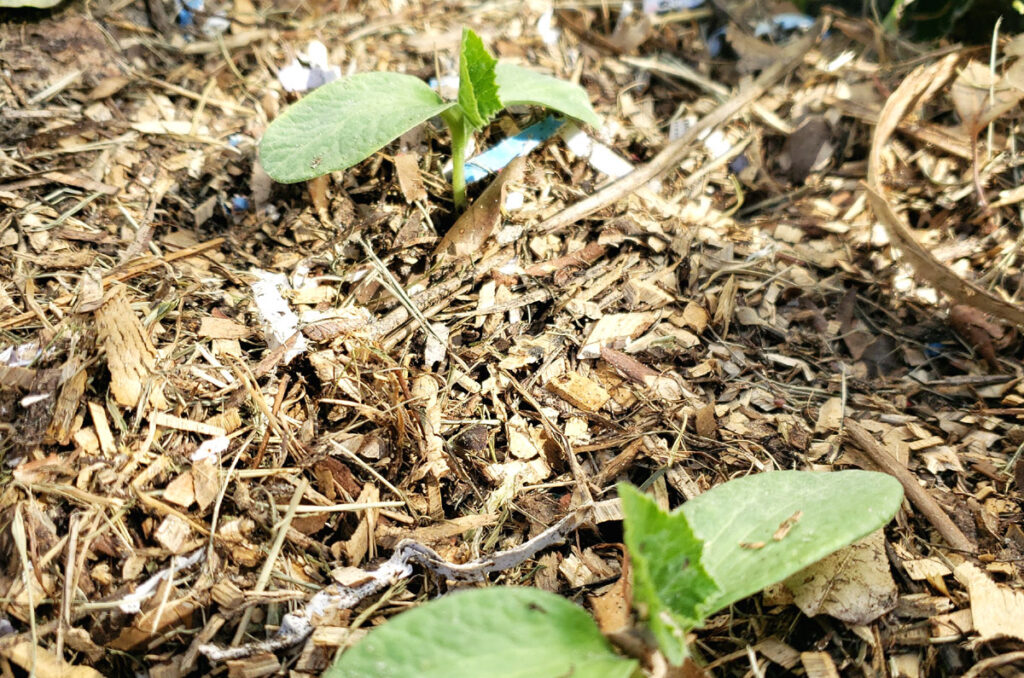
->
[1,2,1023,676]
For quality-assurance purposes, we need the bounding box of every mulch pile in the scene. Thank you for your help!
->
[1,1,1023,676]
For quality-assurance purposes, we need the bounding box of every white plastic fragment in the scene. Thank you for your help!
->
[825,50,856,73]
[702,129,732,158]
[278,40,341,93]
[0,341,49,367]
[671,116,734,158]
[290,260,313,289]
[175,0,229,37]
[423,322,450,369]
[642,0,705,13]
[429,75,461,101]
[753,13,815,37]
[249,270,308,364]
[116,548,206,614]
[668,117,692,141]
[561,123,663,192]
[537,8,561,45]
[19,394,50,408]
[190,435,230,463]
[559,123,635,180]
[504,191,525,211]
[201,15,231,37]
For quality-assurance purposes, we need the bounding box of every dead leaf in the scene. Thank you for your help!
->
[547,371,610,412]
[394,152,427,203]
[163,472,195,508]
[727,24,786,74]
[779,116,835,183]
[815,397,843,432]
[199,316,253,340]
[695,402,717,438]
[800,651,840,678]
[87,75,132,100]
[433,156,525,262]
[785,530,897,625]
[0,641,104,678]
[410,374,450,479]
[713,275,738,339]
[94,286,167,410]
[681,301,709,333]
[951,60,1024,134]
[948,304,1013,371]
[579,312,659,359]
[589,573,631,634]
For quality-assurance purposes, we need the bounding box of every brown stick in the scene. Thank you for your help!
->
[843,418,975,553]
[534,22,823,235]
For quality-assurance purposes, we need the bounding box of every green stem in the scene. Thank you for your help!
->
[442,109,470,211]
[881,0,904,33]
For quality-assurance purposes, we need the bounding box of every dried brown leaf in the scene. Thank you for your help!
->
[433,156,525,261]
[786,530,897,625]
[394,152,427,203]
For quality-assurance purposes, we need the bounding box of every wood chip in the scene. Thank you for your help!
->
[94,286,167,410]
[579,312,659,359]
[199,316,253,339]
[800,651,840,678]
[954,562,1024,642]
[546,371,610,412]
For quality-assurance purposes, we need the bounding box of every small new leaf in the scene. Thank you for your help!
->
[458,28,502,129]
[620,483,719,666]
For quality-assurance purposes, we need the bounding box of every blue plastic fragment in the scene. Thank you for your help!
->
[707,12,816,57]
[176,0,203,26]
[925,342,945,358]
[463,116,565,184]
[753,13,816,38]
[230,196,250,211]
[706,27,726,58]
[642,0,705,13]
[729,155,749,174]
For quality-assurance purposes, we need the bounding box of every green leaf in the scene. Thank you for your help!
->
[495,63,601,128]
[457,29,502,129]
[620,484,719,665]
[621,471,903,664]
[325,587,637,678]
[683,471,903,614]
[259,72,455,184]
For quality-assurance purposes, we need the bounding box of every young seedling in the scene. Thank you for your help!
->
[324,470,904,676]
[259,28,600,210]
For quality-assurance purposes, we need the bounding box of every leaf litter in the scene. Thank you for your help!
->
[0,1,1023,677]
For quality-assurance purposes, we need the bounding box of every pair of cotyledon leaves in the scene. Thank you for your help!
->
[259,29,601,185]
